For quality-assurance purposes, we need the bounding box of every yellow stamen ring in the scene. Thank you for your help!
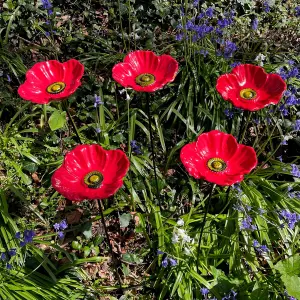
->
[240,88,257,100]
[207,158,227,172]
[84,171,103,189]
[135,73,155,87]
[46,82,66,94]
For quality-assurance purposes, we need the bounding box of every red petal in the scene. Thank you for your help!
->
[180,142,206,179]
[232,64,268,89]
[112,63,138,89]
[155,54,179,86]
[216,74,240,100]
[18,84,50,104]
[124,50,159,74]
[227,144,257,175]
[203,171,244,186]
[196,130,238,161]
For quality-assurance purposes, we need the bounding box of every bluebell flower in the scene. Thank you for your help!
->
[291,164,300,178]
[240,216,257,231]
[45,31,50,37]
[230,62,241,68]
[205,7,214,18]
[215,28,223,36]
[252,18,258,30]
[57,231,64,239]
[20,241,26,247]
[157,249,164,255]
[279,104,289,116]
[233,204,244,212]
[232,183,242,194]
[224,108,234,119]
[185,20,195,31]
[59,220,68,230]
[0,253,6,260]
[285,94,298,106]
[130,140,142,155]
[263,1,270,13]
[161,258,168,267]
[258,208,266,215]
[281,139,288,145]
[53,223,60,231]
[94,94,103,107]
[175,33,184,41]
[199,49,208,57]
[245,205,252,212]
[279,209,300,229]
[253,118,260,125]
[193,0,199,7]
[15,232,21,239]
[197,12,205,19]
[287,67,299,78]
[223,41,237,58]
[168,258,177,266]
[8,249,16,257]
[260,245,269,252]
[294,120,300,131]
[288,60,295,66]
[42,0,52,10]
[95,127,101,133]
[253,240,260,247]
[200,287,209,295]
[6,263,12,270]
[295,6,300,17]
[7,74,11,82]
[24,230,35,243]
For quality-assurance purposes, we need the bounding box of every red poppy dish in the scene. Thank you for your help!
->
[51,144,130,201]
[216,64,286,111]
[112,50,179,92]
[18,59,84,104]
[180,130,257,186]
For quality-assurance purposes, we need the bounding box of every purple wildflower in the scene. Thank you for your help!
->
[291,164,300,178]
[53,223,60,231]
[263,1,270,13]
[157,249,164,255]
[230,62,241,68]
[8,249,16,257]
[193,0,199,7]
[6,263,12,270]
[41,0,52,10]
[285,94,298,106]
[94,94,103,107]
[15,232,21,239]
[206,7,214,18]
[24,230,35,243]
[59,220,68,230]
[200,287,210,295]
[287,67,299,78]
[295,6,300,17]
[252,18,258,30]
[0,253,6,260]
[240,216,257,231]
[253,240,260,247]
[293,120,300,131]
[199,49,208,57]
[223,41,237,58]
[95,127,101,133]
[175,33,184,41]
[224,108,234,119]
[168,258,177,266]
[130,140,142,155]
[57,231,65,239]
[7,74,11,82]
[258,208,266,215]
[161,258,168,267]
[279,209,300,229]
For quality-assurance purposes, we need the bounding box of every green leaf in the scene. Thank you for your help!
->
[275,255,300,276]
[282,274,300,299]
[81,222,93,240]
[48,110,66,131]
[119,213,131,228]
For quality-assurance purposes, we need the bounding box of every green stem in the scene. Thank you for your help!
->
[239,111,252,143]
[43,104,47,124]
[98,200,124,294]
[196,184,215,273]
[62,100,82,144]
[145,93,160,206]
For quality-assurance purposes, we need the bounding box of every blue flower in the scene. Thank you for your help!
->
[59,220,68,230]
[252,18,258,30]
[223,41,237,58]
[94,94,103,107]
[95,127,101,133]
[41,0,52,10]
[193,0,199,7]
[199,49,208,57]
[253,240,260,247]
[6,263,12,270]
[291,164,300,178]
[57,231,65,239]
[0,253,6,260]
[200,287,209,295]
[175,33,184,41]
[8,249,16,257]
[53,223,60,231]
[205,7,214,18]
[294,120,300,131]
[287,67,299,78]
[263,1,270,13]
[295,6,300,17]
[240,216,257,231]
[15,232,21,239]
[7,74,11,82]
[230,62,241,68]
[161,258,168,267]
[224,108,234,119]
[24,230,35,243]
[258,208,266,215]
[157,249,164,255]
[279,209,300,229]
[130,140,142,155]
[168,258,177,266]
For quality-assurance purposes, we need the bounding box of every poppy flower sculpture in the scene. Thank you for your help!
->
[112,50,179,92]
[51,144,130,201]
[216,64,286,111]
[180,130,257,186]
[18,59,84,104]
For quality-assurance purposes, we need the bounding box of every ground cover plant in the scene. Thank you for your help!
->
[0,0,300,299]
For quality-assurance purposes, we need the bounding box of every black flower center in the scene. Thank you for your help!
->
[240,88,257,100]
[84,171,103,188]
[207,158,227,172]
[46,82,66,94]
[135,73,155,87]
